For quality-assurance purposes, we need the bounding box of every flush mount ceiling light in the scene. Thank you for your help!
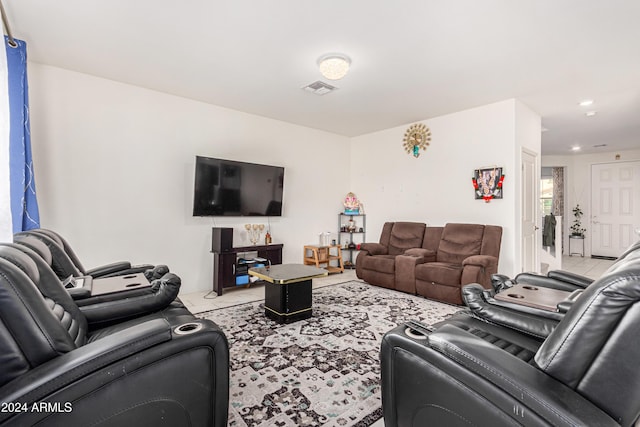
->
[579,99,594,107]
[585,111,598,117]
[317,53,351,80]
[571,145,582,151]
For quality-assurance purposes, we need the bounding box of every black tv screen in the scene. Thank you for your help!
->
[192,156,284,216]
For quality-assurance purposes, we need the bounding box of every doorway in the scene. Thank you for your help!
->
[591,161,640,258]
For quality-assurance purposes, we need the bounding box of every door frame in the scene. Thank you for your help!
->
[521,148,539,273]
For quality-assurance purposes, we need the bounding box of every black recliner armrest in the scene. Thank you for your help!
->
[0,319,171,413]
[86,262,155,278]
[380,324,619,427]
[515,272,586,292]
[78,273,181,328]
[547,270,593,288]
[462,284,561,339]
[0,317,229,427]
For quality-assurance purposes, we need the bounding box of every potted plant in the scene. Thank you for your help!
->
[570,204,586,237]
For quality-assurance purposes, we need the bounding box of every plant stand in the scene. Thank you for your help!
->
[569,235,584,257]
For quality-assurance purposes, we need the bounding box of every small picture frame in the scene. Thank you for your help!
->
[473,167,504,202]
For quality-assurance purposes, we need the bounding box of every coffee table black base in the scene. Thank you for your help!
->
[264,279,313,324]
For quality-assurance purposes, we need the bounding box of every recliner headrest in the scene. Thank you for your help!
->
[13,234,53,266]
[0,244,40,284]
[13,230,82,278]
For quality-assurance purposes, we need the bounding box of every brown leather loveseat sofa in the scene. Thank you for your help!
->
[356,222,502,305]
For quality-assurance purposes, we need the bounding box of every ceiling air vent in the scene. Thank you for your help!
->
[302,80,337,95]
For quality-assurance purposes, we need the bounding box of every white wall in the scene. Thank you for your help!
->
[28,64,351,293]
[542,148,640,257]
[27,65,541,291]
[350,99,541,277]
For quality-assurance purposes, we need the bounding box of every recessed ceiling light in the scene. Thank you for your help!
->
[585,111,597,117]
[571,146,581,151]
[579,99,594,107]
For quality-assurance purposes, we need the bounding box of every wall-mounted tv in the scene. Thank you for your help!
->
[192,155,284,217]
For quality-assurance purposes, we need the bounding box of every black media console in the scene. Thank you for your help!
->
[211,227,283,295]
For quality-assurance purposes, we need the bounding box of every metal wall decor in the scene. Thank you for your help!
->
[472,166,505,202]
[403,123,431,157]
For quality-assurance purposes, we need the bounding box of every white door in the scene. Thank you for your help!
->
[522,149,538,272]
[591,161,640,258]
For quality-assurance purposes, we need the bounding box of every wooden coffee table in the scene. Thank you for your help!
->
[249,264,327,323]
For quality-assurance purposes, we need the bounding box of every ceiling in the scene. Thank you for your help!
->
[5,0,640,155]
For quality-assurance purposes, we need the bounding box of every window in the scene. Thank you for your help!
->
[540,177,553,215]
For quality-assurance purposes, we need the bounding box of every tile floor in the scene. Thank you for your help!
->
[179,255,615,427]
[180,255,614,314]
[180,268,360,315]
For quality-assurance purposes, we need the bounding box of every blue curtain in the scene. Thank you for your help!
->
[1,36,39,240]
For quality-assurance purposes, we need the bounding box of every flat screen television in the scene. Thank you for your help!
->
[192,155,284,216]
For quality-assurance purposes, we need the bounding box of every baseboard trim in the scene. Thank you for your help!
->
[591,255,616,260]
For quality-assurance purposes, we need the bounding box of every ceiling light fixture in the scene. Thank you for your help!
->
[585,111,597,117]
[571,146,581,151]
[579,99,594,107]
[318,53,351,80]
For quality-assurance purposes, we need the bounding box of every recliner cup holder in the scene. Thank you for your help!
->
[507,293,525,299]
[404,327,427,340]
[522,285,539,291]
[174,322,203,335]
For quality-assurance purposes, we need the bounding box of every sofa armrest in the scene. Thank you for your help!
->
[381,324,618,427]
[87,262,156,278]
[462,255,498,268]
[359,242,387,255]
[79,272,181,327]
[0,318,171,408]
[547,270,593,288]
[85,261,132,277]
[515,272,587,292]
[0,318,229,427]
[404,248,436,261]
[462,284,561,338]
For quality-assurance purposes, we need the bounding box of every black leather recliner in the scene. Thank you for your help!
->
[489,240,640,294]
[15,228,155,279]
[9,236,180,328]
[380,253,640,427]
[461,240,640,339]
[0,245,229,427]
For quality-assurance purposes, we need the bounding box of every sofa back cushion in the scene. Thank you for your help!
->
[388,222,426,255]
[436,223,484,264]
[422,227,443,251]
[378,222,395,247]
[481,225,503,259]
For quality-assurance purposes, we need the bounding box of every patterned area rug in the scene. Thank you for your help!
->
[198,281,461,427]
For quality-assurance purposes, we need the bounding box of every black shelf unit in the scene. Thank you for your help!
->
[337,213,366,269]
[212,243,283,295]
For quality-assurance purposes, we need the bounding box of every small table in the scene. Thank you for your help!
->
[249,264,327,323]
[494,283,572,312]
[91,273,151,296]
[303,245,344,273]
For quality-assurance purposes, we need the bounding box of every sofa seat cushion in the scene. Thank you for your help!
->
[361,254,397,274]
[415,262,463,287]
